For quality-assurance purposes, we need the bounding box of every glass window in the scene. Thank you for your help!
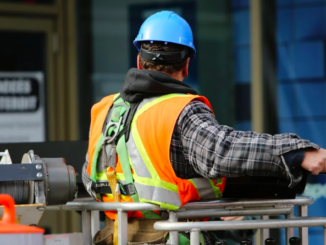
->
[89,0,252,128]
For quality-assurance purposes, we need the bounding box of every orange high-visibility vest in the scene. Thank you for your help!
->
[87,93,226,219]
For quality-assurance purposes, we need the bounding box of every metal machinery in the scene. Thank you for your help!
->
[0,147,77,225]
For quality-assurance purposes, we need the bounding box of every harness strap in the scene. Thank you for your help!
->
[92,182,136,196]
[93,95,161,219]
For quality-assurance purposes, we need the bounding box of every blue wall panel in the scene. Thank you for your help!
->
[297,120,326,147]
[294,7,324,40]
[294,0,325,4]
[296,82,326,117]
[278,84,296,118]
[278,45,294,80]
[291,42,324,79]
[235,47,251,83]
[232,0,249,9]
[278,120,296,133]
[277,0,293,6]
[277,2,326,244]
[233,10,250,46]
[277,8,293,43]
[235,120,252,131]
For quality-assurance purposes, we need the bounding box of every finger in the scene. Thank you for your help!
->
[220,216,244,221]
[232,216,244,221]
[311,164,321,175]
[311,169,319,175]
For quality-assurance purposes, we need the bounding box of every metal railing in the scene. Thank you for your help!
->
[47,196,323,245]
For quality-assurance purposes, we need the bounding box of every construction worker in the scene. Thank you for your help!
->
[82,10,326,245]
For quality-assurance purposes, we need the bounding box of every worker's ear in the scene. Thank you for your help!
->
[137,54,142,69]
[182,57,190,78]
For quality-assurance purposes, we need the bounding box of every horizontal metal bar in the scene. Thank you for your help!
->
[180,196,313,210]
[46,196,313,213]
[48,201,165,211]
[154,217,326,231]
[176,207,293,219]
[0,163,45,181]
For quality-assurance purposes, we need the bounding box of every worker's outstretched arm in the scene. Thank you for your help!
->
[177,100,324,188]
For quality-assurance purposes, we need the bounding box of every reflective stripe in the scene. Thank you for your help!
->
[97,171,126,183]
[191,178,216,200]
[135,94,188,117]
[209,179,222,198]
[134,182,182,208]
[139,198,178,210]
[96,170,108,181]
[133,173,178,192]
[127,132,152,178]
[116,172,126,181]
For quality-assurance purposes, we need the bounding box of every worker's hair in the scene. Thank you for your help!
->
[140,41,190,75]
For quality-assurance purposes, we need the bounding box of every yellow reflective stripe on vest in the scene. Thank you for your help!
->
[132,171,178,192]
[116,172,125,181]
[134,182,181,208]
[97,170,126,182]
[135,93,189,116]
[139,198,179,210]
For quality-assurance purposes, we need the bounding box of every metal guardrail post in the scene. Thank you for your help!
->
[118,209,128,245]
[261,215,270,244]
[91,210,100,241]
[190,228,200,245]
[168,211,179,245]
[82,210,92,245]
[286,209,295,243]
[299,205,308,245]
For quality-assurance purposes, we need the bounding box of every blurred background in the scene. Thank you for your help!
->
[0,0,325,244]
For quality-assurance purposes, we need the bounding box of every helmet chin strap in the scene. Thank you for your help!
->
[140,48,189,64]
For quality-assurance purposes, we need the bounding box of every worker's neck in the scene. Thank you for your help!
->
[162,71,184,82]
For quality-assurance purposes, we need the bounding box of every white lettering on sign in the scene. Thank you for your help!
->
[0,79,32,94]
[0,96,37,111]
[0,72,45,143]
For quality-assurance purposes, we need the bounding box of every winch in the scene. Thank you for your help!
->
[0,149,77,206]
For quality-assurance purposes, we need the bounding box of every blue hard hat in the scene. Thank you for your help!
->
[133,11,196,60]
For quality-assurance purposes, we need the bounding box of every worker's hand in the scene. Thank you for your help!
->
[301,148,326,175]
[220,216,244,221]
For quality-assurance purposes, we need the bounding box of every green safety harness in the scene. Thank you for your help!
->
[90,94,205,245]
[90,94,160,219]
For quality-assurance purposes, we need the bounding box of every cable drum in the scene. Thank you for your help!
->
[0,181,30,204]
[0,150,77,206]
[0,152,34,204]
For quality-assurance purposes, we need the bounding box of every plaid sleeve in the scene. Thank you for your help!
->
[177,100,319,188]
